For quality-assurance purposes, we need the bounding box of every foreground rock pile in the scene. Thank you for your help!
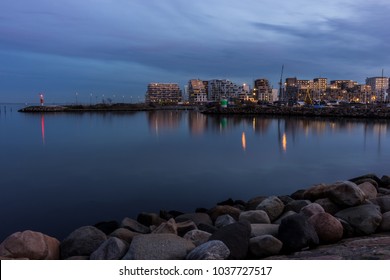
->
[1,174,390,260]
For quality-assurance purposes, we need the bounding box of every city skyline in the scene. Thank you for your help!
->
[0,0,389,103]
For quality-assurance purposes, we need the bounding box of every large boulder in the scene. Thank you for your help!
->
[334,204,382,235]
[239,210,271,224]
[176,220,197,237]
[369,196,390,213]
[314,198,341,215]
[349,174,383,188]
[175,213,213,226]
[300,203,325,218]
[379,212,390,232]
[215,214,236,228]
[358,182,378,199]
[122,234,195,260]
[209,221,251,259]
[151,218,177,235]
[251,224,279,237]
[278,214,319,253]
[120,217,150,234]
[256,196,284,221]
[90,237,128,260]
[183,230,211,246]
[273,211,297,224]
[249,235,283,258]
[109,228,140,243]
[186,240,230,260]
[60,226,107,259]
[208,205,241,222]
[308,212,343,244]
[0,230,60,260]
[284,200,311,213]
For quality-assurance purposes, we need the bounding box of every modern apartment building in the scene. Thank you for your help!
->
[365,77,389,102]
[254,78,273,102]
[188,79,207,103]
[313,78,328,92]
[145,83,182,104]
[207,79,244,102]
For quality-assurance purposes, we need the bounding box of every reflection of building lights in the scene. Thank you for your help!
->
[282,132,287,152]
[252,118,256,131]
[242,132,246,151]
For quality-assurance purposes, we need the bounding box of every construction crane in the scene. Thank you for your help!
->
[278,65,284,103]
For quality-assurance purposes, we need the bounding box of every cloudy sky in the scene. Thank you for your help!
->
[0,0,389,103]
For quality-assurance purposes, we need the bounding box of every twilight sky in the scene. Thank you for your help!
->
[0,0,389,103]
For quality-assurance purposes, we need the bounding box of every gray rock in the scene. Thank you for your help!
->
[308,213,343,244]
[208,205,241,222]
[370,196,390,213]
[249,235,283,258]
[251,224,279,237]
[337,218,355,238]
[379,212,390,232]
[285,200,311,213]
[0,230,60,260]
[215,214,236,228]
[186,240,230,260]
[60,226,107,259]
[209,221,251,259]
[109,228,140,243]
[303,181,365,207]
[278,214,319,253]
[151,218,177,234]
[175,213,213,226]
[120,217,150,234]
[256,196,284,221]
[122,234,195,260]
[349,174,383,188]
[358,182,378,199]
[273,211,297,224]
[176,220,197,237]
[378,188,390,195]
[90,237,128,260]
[314,198,342,215]
[183,230,211,246]
[137,212,165,227]
[239,210,271,224]
[300,203,325,218]
[335,204,382,235]
[246,196,268,210]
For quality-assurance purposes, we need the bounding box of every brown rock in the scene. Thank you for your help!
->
[109,228,140,243]
[151,218,177,235]
[308,212,344,244]
[0,230,60,260]
[300,203,325,218]
[358,182,378,199]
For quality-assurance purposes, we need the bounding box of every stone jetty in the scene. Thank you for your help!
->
[1,173,390,260]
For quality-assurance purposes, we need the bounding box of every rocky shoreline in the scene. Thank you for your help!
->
[18,103,390,120]
[1,173,390,260]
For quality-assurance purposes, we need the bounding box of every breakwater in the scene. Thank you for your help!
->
[203,104,390,119]
[19,103,390,120]
[1,173,390,260]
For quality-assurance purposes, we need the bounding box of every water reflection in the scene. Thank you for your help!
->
[147,111,182,135]
[242,132,246,151]
[145,111,390,144]
[41,114,45,145]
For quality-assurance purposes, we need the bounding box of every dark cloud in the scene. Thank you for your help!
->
[0,0,390,102]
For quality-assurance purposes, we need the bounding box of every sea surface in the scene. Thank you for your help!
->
[1,103,390,240]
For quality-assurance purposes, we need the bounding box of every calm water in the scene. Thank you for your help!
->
[1,104,390,240]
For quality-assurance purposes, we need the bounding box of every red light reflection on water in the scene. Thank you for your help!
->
[41,114,45,144]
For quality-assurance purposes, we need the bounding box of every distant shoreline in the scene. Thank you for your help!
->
[18,103,390,119]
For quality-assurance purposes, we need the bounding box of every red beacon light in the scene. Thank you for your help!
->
[40,94,44,106]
